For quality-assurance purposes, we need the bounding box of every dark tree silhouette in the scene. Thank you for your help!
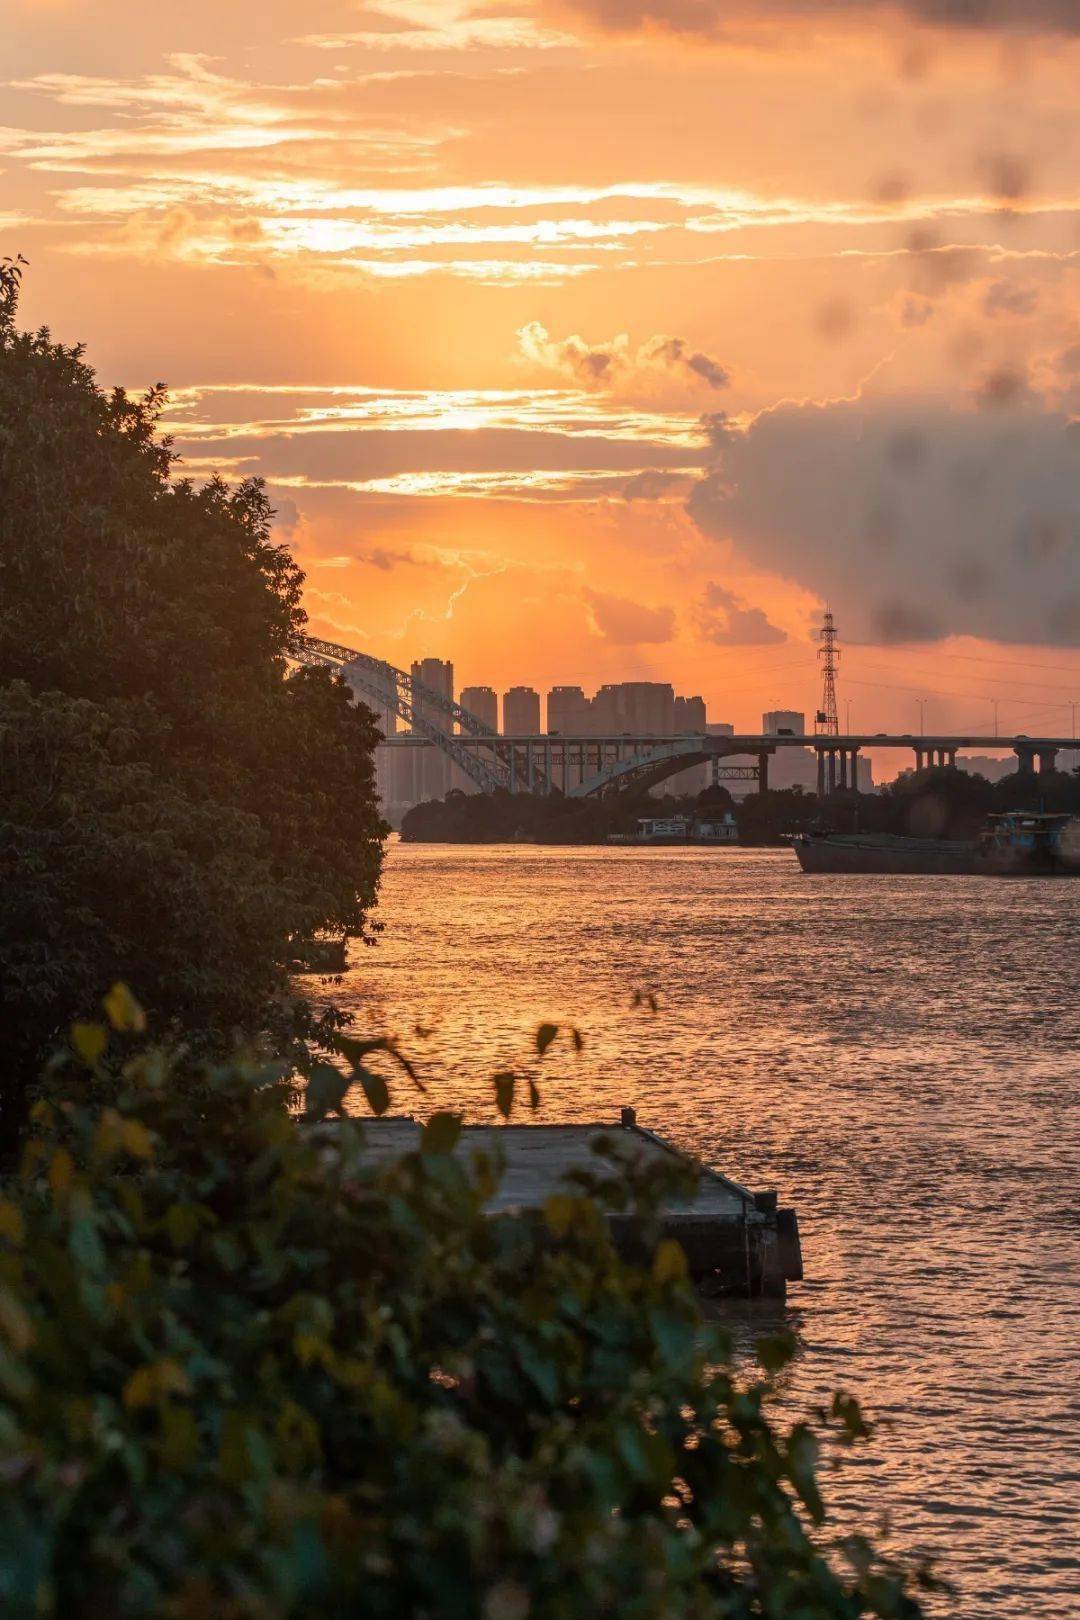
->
[0,263,385,1147]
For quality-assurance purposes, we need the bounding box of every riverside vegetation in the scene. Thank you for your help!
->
[0,266,936,1615]
[0,258,384,1154]
[401,768,1080,847]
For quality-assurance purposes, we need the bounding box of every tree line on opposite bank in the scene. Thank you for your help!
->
[0,264,935,1616]
[401,765,1080,847]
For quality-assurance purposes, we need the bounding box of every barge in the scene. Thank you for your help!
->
[794,811,1080,876]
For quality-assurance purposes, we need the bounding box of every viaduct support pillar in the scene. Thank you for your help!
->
[757,751,770,794]
[1015,745,1036,776]
[816,750,825,797]
[850,747,860,791]
[827,751,837,795]
[1037,748,1058,775]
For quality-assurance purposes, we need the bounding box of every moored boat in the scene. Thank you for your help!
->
[793,812,1080,876]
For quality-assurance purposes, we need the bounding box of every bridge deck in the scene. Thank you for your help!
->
[384,732,1077,750]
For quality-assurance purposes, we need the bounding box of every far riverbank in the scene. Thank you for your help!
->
[399,769,1080,848]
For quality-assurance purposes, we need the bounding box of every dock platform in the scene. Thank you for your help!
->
[357,1109,802,1298]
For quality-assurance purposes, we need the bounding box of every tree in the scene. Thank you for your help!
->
[0,263,385,1146]
[0,1002,934,1618]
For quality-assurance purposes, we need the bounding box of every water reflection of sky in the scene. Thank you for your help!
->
[307,844,1079,1619]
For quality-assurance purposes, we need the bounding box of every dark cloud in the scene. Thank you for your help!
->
[687,396,1080,646]
[520,323,730,392]
[550,0,1080,37]
[982,280,1039,318]
[975,365,1034,409]
[621,469,694,500]
[584,588,676,643]
[357,546,419,570]
[638,335,730,390]
[899,296,936,328]
[696,582,787,645]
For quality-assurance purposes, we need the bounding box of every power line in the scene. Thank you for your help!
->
[844,673,1075,715]
[849,658,1079,698]
[874,646,1080,678]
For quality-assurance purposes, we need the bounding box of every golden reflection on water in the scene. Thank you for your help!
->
[315,842,1079,1619]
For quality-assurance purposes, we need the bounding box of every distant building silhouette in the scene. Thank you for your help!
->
[763,709,806,737]
[406,657,454,805]
[669,693,709,793]
[459,684,498,732]
[503,685,541,734]
[546,684,591,735]
[593,681,675,735]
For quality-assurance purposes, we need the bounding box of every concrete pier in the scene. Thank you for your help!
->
[355,1111,803,1299]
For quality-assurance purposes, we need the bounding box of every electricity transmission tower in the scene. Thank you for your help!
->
[815,609,840,735]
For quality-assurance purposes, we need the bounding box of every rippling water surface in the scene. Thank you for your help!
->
[328,842,1079,1617]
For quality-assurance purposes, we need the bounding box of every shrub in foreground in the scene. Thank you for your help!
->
[0,1002,932,1617]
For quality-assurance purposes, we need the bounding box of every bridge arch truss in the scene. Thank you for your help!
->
[293,636,550,794]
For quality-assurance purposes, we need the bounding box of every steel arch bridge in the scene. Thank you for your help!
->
[296,636,1078,799]
[293,635,551,795]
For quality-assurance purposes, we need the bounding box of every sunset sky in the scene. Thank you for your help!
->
[4,0,1080,736]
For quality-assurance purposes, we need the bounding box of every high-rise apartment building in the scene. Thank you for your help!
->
[502,686,541,734]
[459,685,498,731]
[405,657,454,804]
[547,685,591,735]
[412,657,453,704]
[593,681,675,735]
[674,695,707,733]
[668,693,709,793]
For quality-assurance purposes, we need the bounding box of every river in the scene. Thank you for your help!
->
[322,841,1079,1617]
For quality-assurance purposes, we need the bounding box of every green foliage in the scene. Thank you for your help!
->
[0,1009,932,1619]
[733,788,820,846]
[0,276,385,1139]
[815,768,1080,843]
[401,784,735,845]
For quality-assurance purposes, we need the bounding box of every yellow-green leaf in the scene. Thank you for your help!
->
[535,1023,558,1057]
[159,1405,199,1470]
[120,1119,154,1160]
[0,1287,33,1352]
[356,1067,389,1117]
[652,1239,688,1284]
[544,1194,576,1237]
[421,1112,461,1155]
[72,1022,107,1065]
[123,1359,191,1409]
[0,1200,25,1247]
[104,983,146,1034]
[48,1148,74,1198]
[493,1072,515,1120]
